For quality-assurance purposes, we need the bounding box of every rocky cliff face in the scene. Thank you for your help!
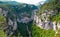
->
[0,4,38,37]
[34,9,60,31]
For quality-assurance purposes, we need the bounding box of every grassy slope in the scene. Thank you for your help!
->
[32,25,55,37]
[51,12,60,22]
[0,16,6,37]
[0,30,6,37]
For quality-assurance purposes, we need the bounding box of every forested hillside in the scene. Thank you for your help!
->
[38,0,60,20]
[0,1,38,37]
[36,0,60,37]
[0,0,60,37]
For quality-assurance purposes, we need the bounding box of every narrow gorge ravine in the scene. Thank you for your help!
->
[26,25,31,37]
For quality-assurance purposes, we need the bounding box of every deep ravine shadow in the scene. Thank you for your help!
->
[17,20,33,37]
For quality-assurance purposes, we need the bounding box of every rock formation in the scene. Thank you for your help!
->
[34,9,60,31]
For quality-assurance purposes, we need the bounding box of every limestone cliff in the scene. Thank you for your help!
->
[34,9,60,31]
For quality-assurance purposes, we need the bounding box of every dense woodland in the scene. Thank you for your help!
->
[38,0,60,22]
